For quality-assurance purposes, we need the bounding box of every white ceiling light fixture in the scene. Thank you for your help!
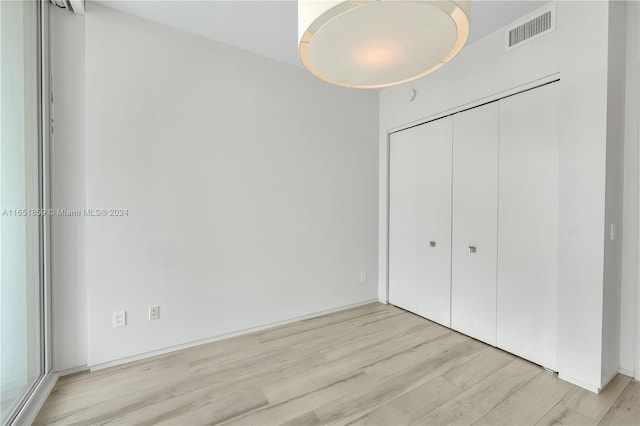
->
[298,0,470,89]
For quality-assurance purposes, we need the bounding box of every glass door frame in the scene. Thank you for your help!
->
[6,1,54,424]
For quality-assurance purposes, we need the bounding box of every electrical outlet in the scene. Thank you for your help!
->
[149,305,160,320]
[360,272,367,283]
[113,311,126,328]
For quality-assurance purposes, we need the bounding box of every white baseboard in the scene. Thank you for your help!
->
[11,371,58,426]
[601,369,619,391]
[618,367,635,378]
[90,299,379,372]
[558,373,600,393]
[57,364,89,377]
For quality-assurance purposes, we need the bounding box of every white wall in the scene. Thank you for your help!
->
[50,6,87,373]
[379,1,613,392]
[84,3,379,367]
[601,0,627,385]
[620,0,640,379]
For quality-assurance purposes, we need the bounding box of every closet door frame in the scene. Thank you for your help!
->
[383,75,560,304]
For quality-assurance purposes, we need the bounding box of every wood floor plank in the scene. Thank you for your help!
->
[255,303,389,344]
[49,359,191,397]
[188,313,394,376]
[599,380,640,426]
[41,348,323,424]
[475,371,573,425]
[152,387,269,426]
[415,358,541,425]
[101,362,322,426]
[562,374,633,423]
[104,351,329,425]
[48,353,192,400]
[312,340,486,425]
[311,366,427,425]
[319,318,447,363]
[33,364,192,425]
[442,347,515,390]
[258,351,369,406]
[39,347,325,425]
[362,333,483,380]
[222,372,372,426]
[261,322,454,404]
[350,308,405,327]
[348,376,463,425]
[281,411,322,426]
[33,303,638,426]
[180,315,418,401]
[534,373,633,426]
[536,402,598,425]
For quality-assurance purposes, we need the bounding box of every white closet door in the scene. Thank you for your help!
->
[497,82,559,370]
[451,103,499,345]
[389,128,418,312]
[416,117,453,326]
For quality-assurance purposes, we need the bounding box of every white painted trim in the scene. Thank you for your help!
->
[385,73,561,135]
[637,54,640,382]
[11,372,58,426]
[57,365,89,377]
[378,298,389,305]
[10,5,59,425]
[618,367,634,378]
[637,56,640,383]
[90,299,378,371]
[558,373,600,394]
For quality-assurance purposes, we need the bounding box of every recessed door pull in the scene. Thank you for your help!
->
[468,246,477,253]
[429,241,436,247]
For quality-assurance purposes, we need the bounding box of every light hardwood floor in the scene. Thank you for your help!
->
[35,303,639,425]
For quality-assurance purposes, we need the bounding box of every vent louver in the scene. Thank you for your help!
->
[506,6,555,50]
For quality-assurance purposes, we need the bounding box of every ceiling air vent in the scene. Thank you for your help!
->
[505,5,555,51]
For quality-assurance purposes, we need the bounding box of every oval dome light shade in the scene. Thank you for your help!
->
[298,0,470,89]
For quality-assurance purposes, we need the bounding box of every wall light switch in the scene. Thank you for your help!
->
[610,224,616,241]
[113,311,126,328]
[360,273,367,283]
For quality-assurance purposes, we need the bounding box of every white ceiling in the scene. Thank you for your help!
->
[92,1,548,67]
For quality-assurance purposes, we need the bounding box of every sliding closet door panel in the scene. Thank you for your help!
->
[498,82,559,369]
[389,129,418,312]
[416,117,453,326]
[451,104,499,345]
